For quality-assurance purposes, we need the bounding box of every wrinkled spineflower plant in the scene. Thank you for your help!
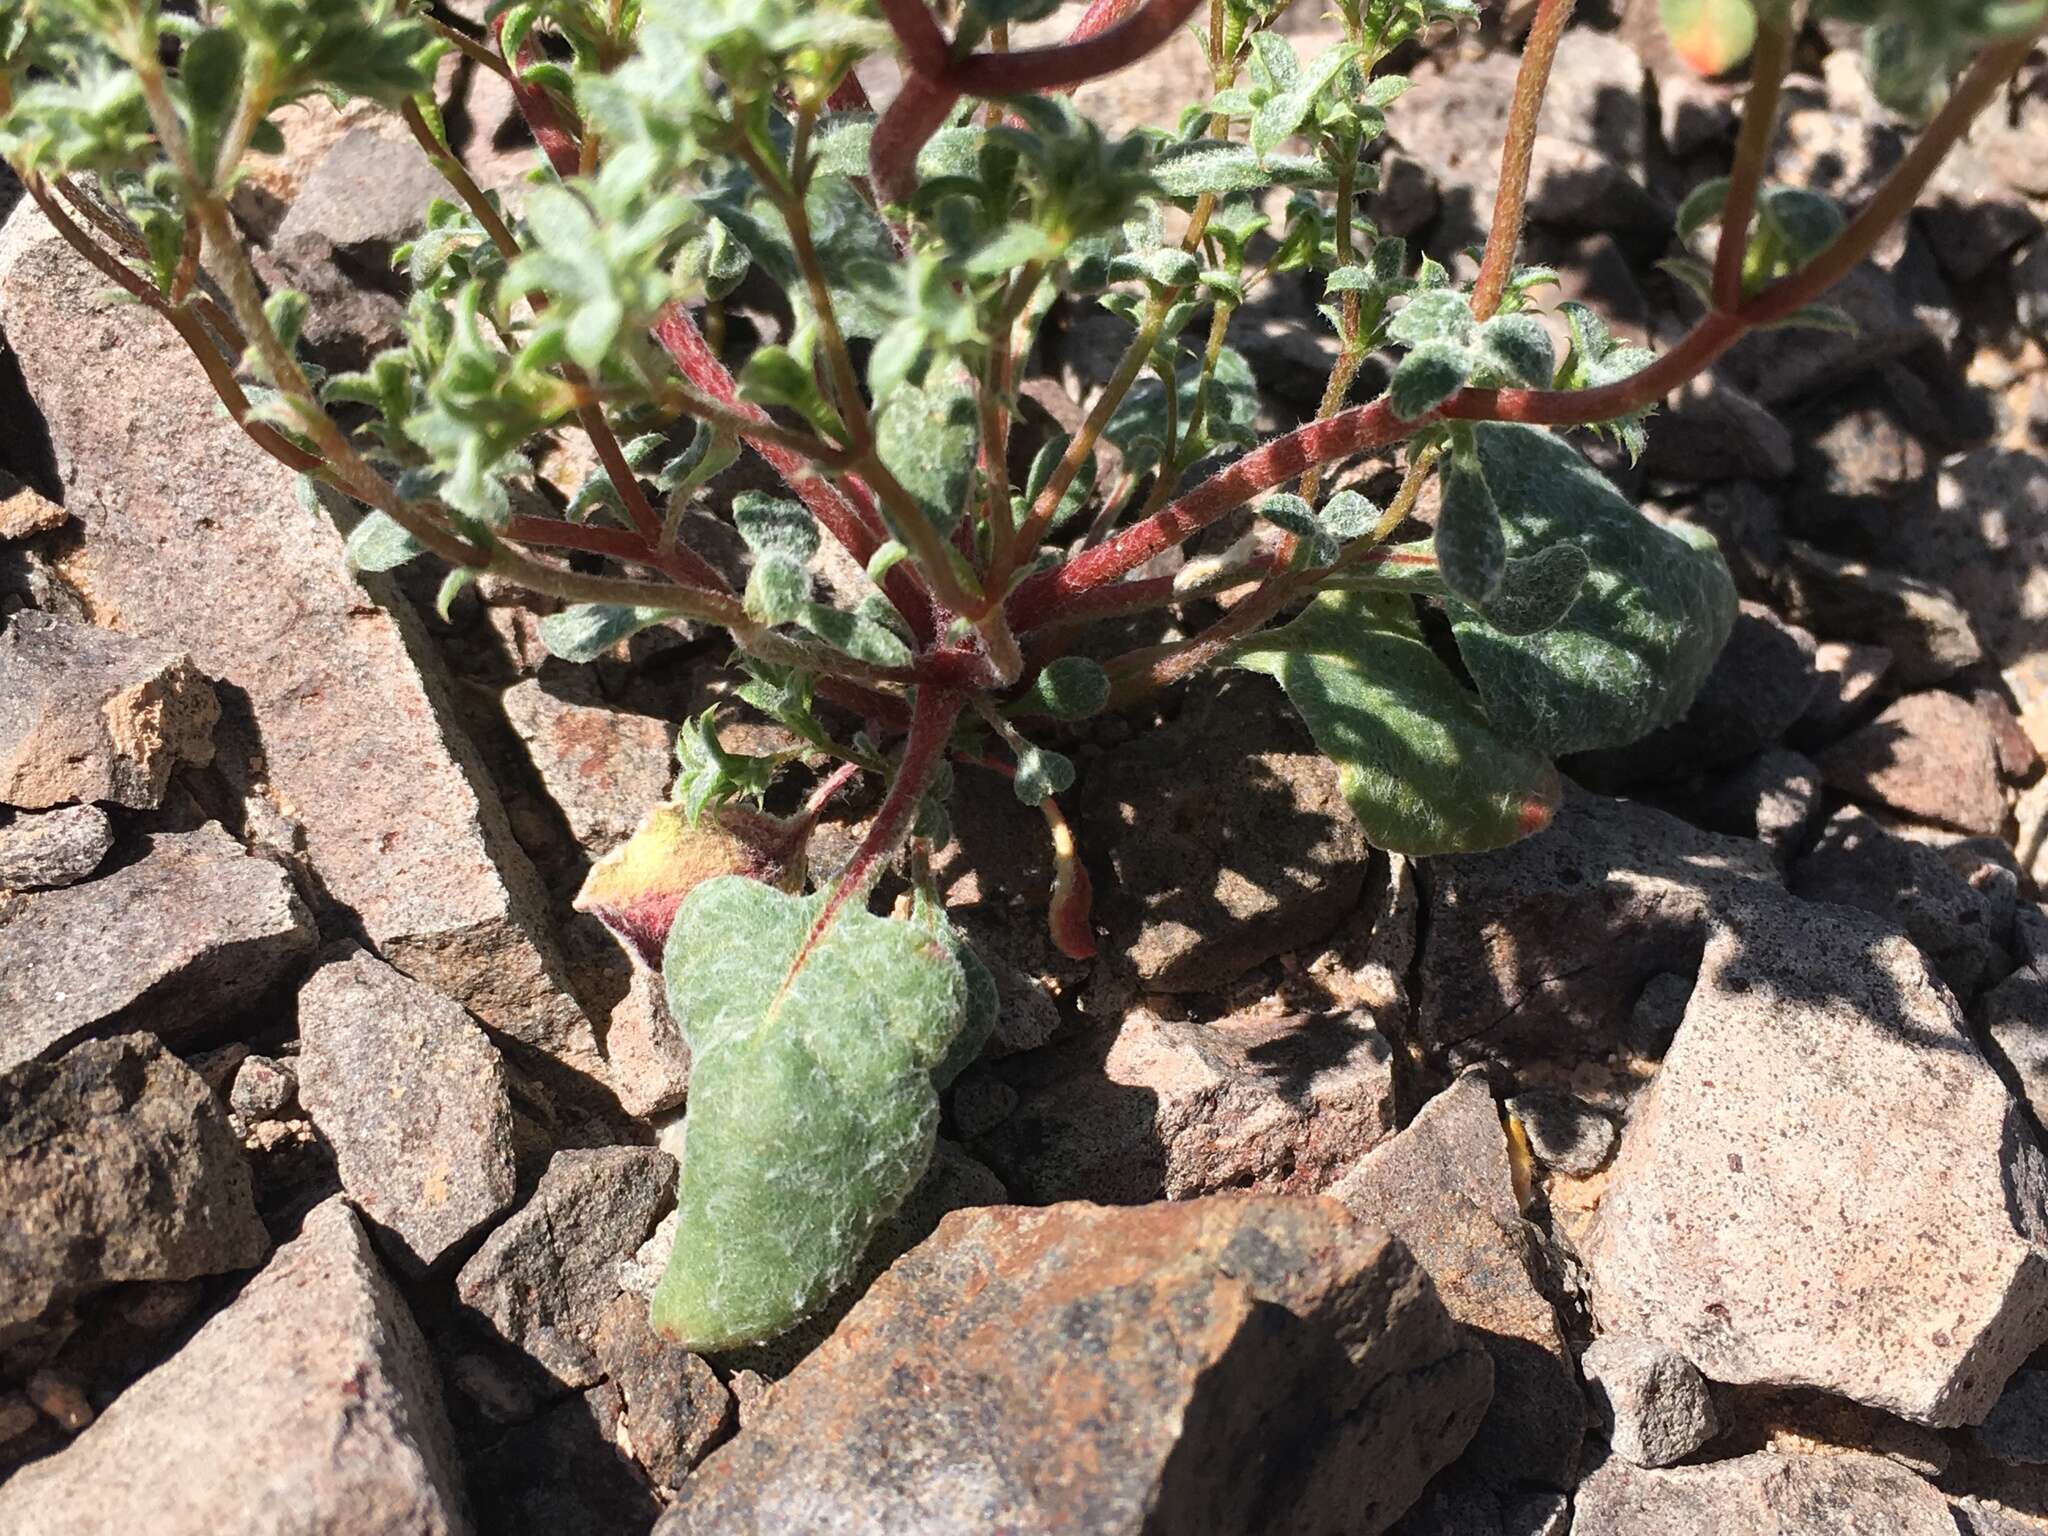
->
[4,0,2042,1349]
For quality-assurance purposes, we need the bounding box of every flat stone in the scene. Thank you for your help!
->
[0,1199,464,1536]
[658,1197,1494,1536]
[1792,806,2008,1001]
[1327,1071,1581,1490]
[502,679,675,854]
[1694,748,1823,865]
[967,1005,1396,1203]
[603,967,692,1119]
[1584,903,2048,1426]
[1574,1449,1958,1536]
[0,470,65,540]
[1580,1335,1718,1468]
[1506,1088,1617,1176]
[297,951,518,1276]
[593,1293,735,1489]
[457,1146,675,1388]
[0,1033,268,1354]
[1641,373,1795,484]
[1415,788,1780,1065]
[0,209,606,1089]
[1775,540,1982,688]
[1819,690,2009,836]
[1081,675,1370,992]
[0,612,218,810]
[0,823,316,1072]
[0,804,112,890]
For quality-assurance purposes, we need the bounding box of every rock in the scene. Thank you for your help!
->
[0,1199,463,1536]
[1523,136,1669,234]
[1787,387,1931,551]
[1327,1071,1581,1490]
[24,1368,91,1431]
[0,209,607,1089]
[1391,1482,1570,1536]
[1666,480,1781,601]
[602,967,692,1119]
[1584,903,2048,1426]
[1693,748,1823,864]
[1774,540,1982,688]
[1627,971,1694,1060]
[1983,962,2048,1130]
[0,823,316,1072]
[1792,806,2008,1001]
[1953,1496,2048,1536]
[1379,50,1521,254]
[1723,246,1955,410]
[2018,239,2048,342]
[0,804,112,890]
[0,469,65,540]
[470,1382,660,1535]
[1415,788,1780,1065]
[457,1146,675,1388]
[297,951,518,1276]
[0,1033,267,1353]
[1574,1449,1959,1536]
[1921,141,2044,285]
[1792,638,1892,744]
[227,1053,296,1121]
[1977,1368,2048,1464]
[1507,1088,1617,1176]
[1818,690,2009,835]
[1580,1336,1718,1468]
[1920,450,2048,750]
[0,612,218,810]
[966,1005,1396,1203]
[1641,373,1795,484]
[659,1197,1494,1536]
[594,1293,735,1489]
[502,679,675,854]
[1081,676,1370,992]
[1772,72,1902,208]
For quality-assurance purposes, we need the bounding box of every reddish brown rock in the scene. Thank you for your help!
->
[1818,690,2009,835]
[502,679,675,854]
[659,1198,1493,1536]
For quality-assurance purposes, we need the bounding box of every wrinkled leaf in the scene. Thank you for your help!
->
[1436,454,1506,605]
[1388,339,1472,420]
[875,370,979,536]
[538,602,675,662]
[343,510,425,572]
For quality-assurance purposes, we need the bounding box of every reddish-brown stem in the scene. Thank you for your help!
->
[1710,13,1793,311]
[1471,0,1575,321]
[810,684,962,935]
[944,0,1206,93]
[826,70,874,112]
[873,0,951,77]
[870,72,962,205]
[494,15,581,178]
[802,759,867,819]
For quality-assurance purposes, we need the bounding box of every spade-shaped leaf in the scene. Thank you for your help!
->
[1236,591,1561,856]
[1449,423,1736,755]
[652,878,968,1350]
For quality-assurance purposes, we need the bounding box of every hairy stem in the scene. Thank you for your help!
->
[1470,0,1576,321]
[1711,12,1794,311]
[813,684,962,930]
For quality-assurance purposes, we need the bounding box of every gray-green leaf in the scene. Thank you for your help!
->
[1388,339,1473,420]
[538,602,674,662]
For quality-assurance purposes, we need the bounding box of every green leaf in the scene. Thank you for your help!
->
[342,511,425,572]
[1251,42,1359,158]
[1320,489,1380,540]
[737,344,844,439]
[1387,288,1476,349]
[1012,744,1076,806]
[1388,339,1473,420]
[1236,592,1561,855]
[745,552,811,625]
[1475,313,1556,388]
[435,567,478,621]
[1478,544,1593,635]
[795,601,915,668]
[538,602,674,662]
[1017,656,1110,720]
[1660,0,1758,73]
[732,492,821,561]
[1675,176,1731,240]
[1756,185,1845,265]
[652,878,967,1349]
[1435,454,1506,605]
[1448,423,1737,755]
[179,26,246,182]
[874,371,979,536]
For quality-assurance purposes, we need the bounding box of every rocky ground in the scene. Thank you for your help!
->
[4,2,2048,1532]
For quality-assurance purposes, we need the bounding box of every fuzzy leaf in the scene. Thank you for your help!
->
[1676,176,1731,239]
[874,371,979,536]
[343,510,425,572]
[1018,656,1111,720]
[1388,339,1473,420]
[575,802,805,969]
[1236,592,1561,855]
[1475,313,1557,388]
[1251,42,1359,157]
[1435,455,1506,605]
[1449,423,1737,754]
[538,602,674,662]
[1012,744,1076,806]
[652,879,967,1349]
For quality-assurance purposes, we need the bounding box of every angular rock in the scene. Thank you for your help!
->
[1081,676,1370,992]
[457,1146,675,1388]
[1976,1367,2048,1465]
[0,823,316,1072]
[1574,1449,1958,1536]
[1536,27,1647,167]
[1982,962,2048,1131]
[0,210,605,1086]
[1952,1495,2047,1536]
[0,1199,464,1536]
[502,679,675,854]
[0,804,112,890]
[659,1198,1494,1536]
[1585,904,2048,1426]
[1921,450,2048,749]
[227,1052,296,1122]
[1391,1481,1570,1536]
[1774,539,1981,688]
[0,470,66,540]
[594,1293,735,1489]
[1819,690,2009,836]
[470,1383,657,1536]
[1507,1088,1617,1176]
[967,1005,1396,1204]
[1580,1335,1718,1468]
[1327,1071,1582,1490]
[603,967,692,1119]
[0,1033,268,1353]
[297,951,517,1276]
[1793,639,1892,744]
[0,612,218,810]
[1694,748,1823,865]
[1415,788,1780,1065]
[1793,806,2008,1001]
[1642,373,1793,485]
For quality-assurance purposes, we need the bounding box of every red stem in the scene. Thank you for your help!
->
[810,684,963,934]
[826,71,874,113]
[493,16,581,178]
[870,73,962,205]
[945,0,1205,93]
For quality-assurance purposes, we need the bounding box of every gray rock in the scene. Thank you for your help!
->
[227,1053,296,1121]
[1574,1449,1957,1536]
[1580,1335,1718,1468]
[967,1006,1396,1204]
[1694,748,1823,865]
[502,679,675,854]
[602,967,692,1119]
[1791,639,1892,745]
[0,823,316,1072]
[1722,246,1954,411]
[0,1033,268,1353]
[1327,1072,1582,1490]
[1976,1367,2048,1464]
[1818,690,2009,836]
[1081,675,1370,992]
[1922,449,2048,750]
[1627,972,1695,1060]
[1507,1088,1617,1176]
[0,1199,464,1536]
[1641,373,1795,484]
[0,208,607,1091]
[594,1292,735,1488]
[1920,140,2043,285]
[297,952,517,1276]
[1523,136,1669,234]
[1982,962,2048,1131]
[470,1383,657,1536]
[1792,806,2008,1000]
[1952,1496,2046,1536]
[2017,239,2048,342]
[1585,903,2048,1426]
[1416,788,1780,1065]
[0,804,112,890]
[1774,540,1981,688]
[457,1146,675,1388]
[658,1197,1494,1536]
[0,612,218,810]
